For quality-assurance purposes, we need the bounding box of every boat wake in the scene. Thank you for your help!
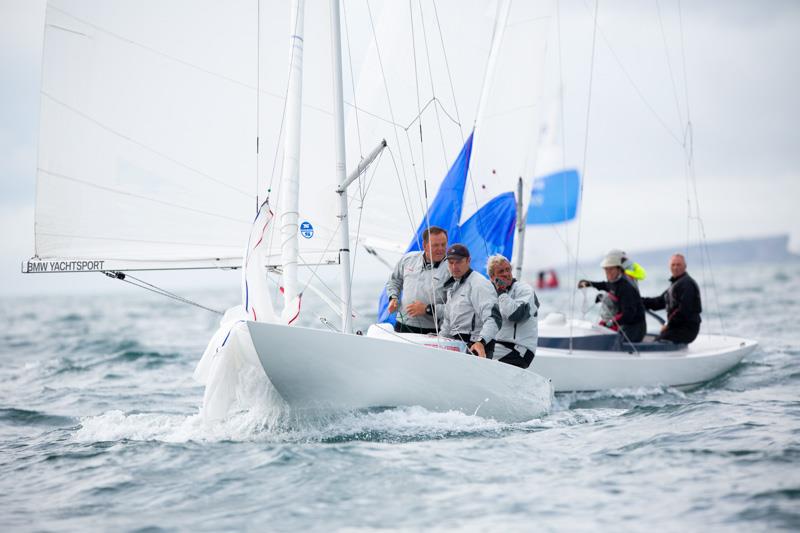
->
[73,402,628,445]
[554,385,689,411]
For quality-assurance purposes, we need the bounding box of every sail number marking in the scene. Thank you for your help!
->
[300,221,314,239]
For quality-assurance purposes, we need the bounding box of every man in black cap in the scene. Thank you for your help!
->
[440,244,501,358]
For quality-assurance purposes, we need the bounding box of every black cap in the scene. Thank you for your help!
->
[445,243,470,259]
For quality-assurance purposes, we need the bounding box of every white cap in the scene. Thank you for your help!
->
[600,251,624,268]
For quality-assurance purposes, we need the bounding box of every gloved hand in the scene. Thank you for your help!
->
[595,293,604,303]
[577,280,591,288]
[493,277,509,293]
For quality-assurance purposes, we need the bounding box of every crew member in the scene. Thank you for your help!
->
[440,244,501,358]
[488,255,538,369]
[385,226,449,334]
[642,253,702,343]
[578,250,647,343]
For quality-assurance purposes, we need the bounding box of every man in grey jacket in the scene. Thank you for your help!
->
[487,255,539,369]
[385,226,449,334]
[440,244,501,358]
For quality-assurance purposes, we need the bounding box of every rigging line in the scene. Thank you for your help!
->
[417,0,451,170]
[402,128,425,232]
[47,5,266,95]
[256,0,261,211]
[352,146,386,211]
[569,0,599,347]
[677,0,693,136]
[341,101,405,128]
[577,0,682,146]
[120,272,224,313]
[39,168,251,225]
[267,3,301,196]
[464,0,512,260]
[349,179,367,285]
[37,230,244,249]
[295,230,354,319]
[343,157,388,314]
[677,0,693,254]
[409,1,433,244]
[431,98,461,129]
[365,0,418,224]
[655,0,686,131]
[264,3,304,264]
[102,271,223,315]
[411,0,442,339]
[431,1,465,139]
[341,0,365,160]
[41,93,252,198]
[387,145,420,238]
[556,0,573,265]
[675,1,723,336]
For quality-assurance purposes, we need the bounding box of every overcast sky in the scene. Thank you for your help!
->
[1,0,798,296]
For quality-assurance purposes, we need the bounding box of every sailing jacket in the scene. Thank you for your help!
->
[588,276,646,331]
[440,269,501,344]
[494,279,539,356]
[385,251,449,330]
[642,272,702,328]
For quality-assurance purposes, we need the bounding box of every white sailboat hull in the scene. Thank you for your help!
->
[532,334,757,392]
[248,321,553,422]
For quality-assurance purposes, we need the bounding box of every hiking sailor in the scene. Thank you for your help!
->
[385,226,449,334]
[578,250,647,343]
[487,255,539,369]
[642,253,702,344]
[439,244,501,358]
[597,248,646,326]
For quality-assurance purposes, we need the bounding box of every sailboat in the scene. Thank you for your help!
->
[26,0,555,421]
[368,2,759,393]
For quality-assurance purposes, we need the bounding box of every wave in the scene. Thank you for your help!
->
[0,408,75,428]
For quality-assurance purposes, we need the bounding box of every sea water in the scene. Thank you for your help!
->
[1,263,798,531]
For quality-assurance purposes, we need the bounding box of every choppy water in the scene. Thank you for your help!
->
[1,263,799,531]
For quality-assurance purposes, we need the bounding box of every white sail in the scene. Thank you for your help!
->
[34,1,258,268]
[31,1,348,271]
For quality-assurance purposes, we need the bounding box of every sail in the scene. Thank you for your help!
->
[30,1,348,271]
[376,133,473,324]
[33,1,259,269]
[458,192,517,276]
[526,169,580,225]
[461,2,554,229]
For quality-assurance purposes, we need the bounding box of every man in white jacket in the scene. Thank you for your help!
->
[385,226,449,334]
[440,244,501,358]
[487,255,539,368]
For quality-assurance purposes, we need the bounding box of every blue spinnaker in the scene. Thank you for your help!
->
[526,169,580,225]
[458,192,517,277]
[377,133,473,323]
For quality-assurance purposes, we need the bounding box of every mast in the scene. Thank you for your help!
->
[513,177,526,279]
[330,0,352,333]
[279,0,305,307]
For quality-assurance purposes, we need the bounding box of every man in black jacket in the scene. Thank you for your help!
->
[642,253,702,344]
[578,251,647,343]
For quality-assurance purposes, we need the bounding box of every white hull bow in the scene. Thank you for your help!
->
[248,321,553,422]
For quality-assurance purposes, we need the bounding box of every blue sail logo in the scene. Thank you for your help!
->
[300,221,314,239]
